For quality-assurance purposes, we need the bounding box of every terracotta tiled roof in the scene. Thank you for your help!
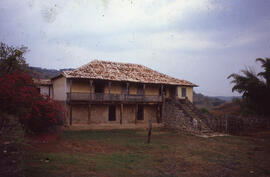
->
[62,60,196,86]
[33,79,52,85]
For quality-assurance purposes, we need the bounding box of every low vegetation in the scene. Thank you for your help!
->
[22,128,270,177]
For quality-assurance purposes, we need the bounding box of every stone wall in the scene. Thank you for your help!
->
[162,99,211,134]
[163,100,197,133]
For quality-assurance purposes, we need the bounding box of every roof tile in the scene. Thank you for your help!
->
[63,60,196,86]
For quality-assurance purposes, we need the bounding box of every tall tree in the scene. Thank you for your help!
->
[228,59,270,116]
[0,42,29,76]
[256,58,270,88]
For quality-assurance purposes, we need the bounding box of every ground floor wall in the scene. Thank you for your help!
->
[68,103,161,125]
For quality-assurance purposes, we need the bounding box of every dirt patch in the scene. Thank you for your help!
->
[0,141,22,177]
[0,123,24,177]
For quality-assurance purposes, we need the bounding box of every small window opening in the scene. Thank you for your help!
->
[137,105,144,120]
[182,88,187,97]
[108,105,116,121]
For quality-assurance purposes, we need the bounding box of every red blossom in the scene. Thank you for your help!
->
[0,71,65,134]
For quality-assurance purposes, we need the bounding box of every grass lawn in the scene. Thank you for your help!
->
[22,128,270,177]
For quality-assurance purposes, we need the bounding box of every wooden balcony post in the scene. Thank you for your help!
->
[161,85,164,96]
[126,82,129,94]
[89,80,93,100]
[156,104,160,123]
[69,79,72,102]
[70,79,72,92]
[175,86,178,97]
[143,84,146,101]
[108,81,111,95]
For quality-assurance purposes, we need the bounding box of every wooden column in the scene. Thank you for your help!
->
[108,81,111,95]
[69,104,72,125]
[175,86,178,98]
[159,104,163,123]
[156,104,160,123]
[69,79,73,101]
[126,82,129,94]
[135,104,138,124]
[88,104,91,124]
[120,104,123,124]
[143,84,146,96]
[89,80,93,100]
[161,95,166,122]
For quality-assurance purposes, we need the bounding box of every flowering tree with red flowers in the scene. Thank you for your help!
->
[0,42,65,134]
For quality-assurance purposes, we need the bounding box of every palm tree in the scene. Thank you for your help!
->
[256,58,270,88]
[227,69,265,98]
[228,58,270,115]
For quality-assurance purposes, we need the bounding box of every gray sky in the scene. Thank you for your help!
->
[1,0,270,96]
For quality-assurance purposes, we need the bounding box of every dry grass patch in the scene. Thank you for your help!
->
[23,128,270,177]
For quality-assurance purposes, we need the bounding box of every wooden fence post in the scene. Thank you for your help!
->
[147,119,152,144]
[225,115,228,133]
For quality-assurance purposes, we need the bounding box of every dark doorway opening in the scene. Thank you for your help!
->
[95,82,105,93]
[169,87,176,98]
[109,105,116,121]
[137,105,144,120]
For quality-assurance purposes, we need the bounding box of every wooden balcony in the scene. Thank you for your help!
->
[67,92,163,103]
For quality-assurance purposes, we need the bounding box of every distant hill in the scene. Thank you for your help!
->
[214,96,241,102]
[193,92,226,108]
[29,66,73,79]
[211,101,241,116]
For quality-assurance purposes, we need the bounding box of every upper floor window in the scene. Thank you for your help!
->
[182,88,187,97]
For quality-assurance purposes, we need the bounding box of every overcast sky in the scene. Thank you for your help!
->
[1,0,270,96]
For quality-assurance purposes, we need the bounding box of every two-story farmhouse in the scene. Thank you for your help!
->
[51,60,199,128]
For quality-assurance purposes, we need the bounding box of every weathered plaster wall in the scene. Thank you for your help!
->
[71,80,94,93]
[72,104,89,124]
[72,104,122,124]
[144,105,158,123]
[52,76,66,101]
[70,103,159,125]
[107,82,122,94]
[91,105,120,124]
[129,84,138,95]
[145,85,160,96]
[177,86,194,103]
[122,105,136,123]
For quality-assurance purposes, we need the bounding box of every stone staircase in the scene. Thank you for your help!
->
[164,98,213,134]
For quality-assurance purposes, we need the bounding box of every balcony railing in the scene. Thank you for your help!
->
[67,92,163,103]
